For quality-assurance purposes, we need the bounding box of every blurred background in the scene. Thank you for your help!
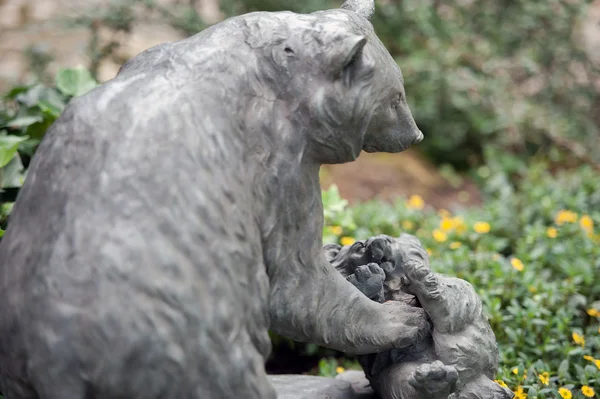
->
[1,0,600,393]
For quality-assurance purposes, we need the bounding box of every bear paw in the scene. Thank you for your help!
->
[347,263,386,303]
[408,360,459,399]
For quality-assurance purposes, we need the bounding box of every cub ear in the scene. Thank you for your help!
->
[324,33,367,81]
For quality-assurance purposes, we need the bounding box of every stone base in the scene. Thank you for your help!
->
[268,371,375,399]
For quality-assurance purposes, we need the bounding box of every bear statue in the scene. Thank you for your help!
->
[325,234,515,399]
[0,0,430,398]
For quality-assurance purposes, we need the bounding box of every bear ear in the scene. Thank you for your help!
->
[341,0,375,20]
[325,33,367,81]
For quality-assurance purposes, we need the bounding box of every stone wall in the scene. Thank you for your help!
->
[0,0,222,90]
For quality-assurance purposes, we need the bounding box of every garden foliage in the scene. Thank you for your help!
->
[320,161,600,398]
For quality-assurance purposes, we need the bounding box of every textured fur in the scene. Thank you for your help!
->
[0,4,426,399]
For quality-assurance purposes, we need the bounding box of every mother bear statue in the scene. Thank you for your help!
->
[0,0,431,398]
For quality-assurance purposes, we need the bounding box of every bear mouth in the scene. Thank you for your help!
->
[362,143,409,153]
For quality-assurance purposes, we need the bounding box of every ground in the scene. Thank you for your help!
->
[320,149,482,210]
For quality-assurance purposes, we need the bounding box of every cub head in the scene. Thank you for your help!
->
[262,0,423,164]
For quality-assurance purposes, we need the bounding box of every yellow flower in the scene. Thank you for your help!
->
[587,308,600,318]
[572,332,585,347]
[433,229,448,243]
[538,371,549,386]
[449,241,462,249]
[546,227,558,238]
[402,220,415,230]
[340,236,355,247]
[580,215,594,235]
[528,285,537,293]
[454,217,468,234]
[555,210,578,225]
[494,380,508,388]
[511,258,524,272]
[330,225,343,235]
[440,217,455,231]
[407,195,425,210]
[558,387,572,399]
[512,367,519,375]
[514,386,527,399]
[582,386,595,398]
[583,355,600,370]
[473,221,491,234]
[335,366,345,374]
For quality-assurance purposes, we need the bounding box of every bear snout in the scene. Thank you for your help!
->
[412,129,424,144]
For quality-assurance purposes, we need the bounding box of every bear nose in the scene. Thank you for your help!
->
[413,129,424,144]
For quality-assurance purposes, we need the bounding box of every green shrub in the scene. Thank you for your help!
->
[369,0,600,170]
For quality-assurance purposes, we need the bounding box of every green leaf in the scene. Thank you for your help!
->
[3,115,42,128]
[5,85,33,99]
[23,118,53,141]
[1,202,14,217]
[1,153,25,188]
[55,67,98,97]
[14,85,65,112]
[17,138,41,157]
[38,99,64,118]
[0,229,4,238]
[0,135,28,168]
[526,386,537,398]
[558,359,570,380]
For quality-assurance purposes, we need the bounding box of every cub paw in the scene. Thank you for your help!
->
[403,260,440,300]
[364,234,430,280]
[365,235,394,263]
[408,360,459,398]
[347,263,385,303]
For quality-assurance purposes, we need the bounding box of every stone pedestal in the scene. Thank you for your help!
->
[268,371,375,399]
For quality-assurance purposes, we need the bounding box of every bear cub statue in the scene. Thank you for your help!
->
[325,234,515,399]
[0,0,429,398]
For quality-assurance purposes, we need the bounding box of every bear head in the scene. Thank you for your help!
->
[240,0,423,164]
[279,1,423,163]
